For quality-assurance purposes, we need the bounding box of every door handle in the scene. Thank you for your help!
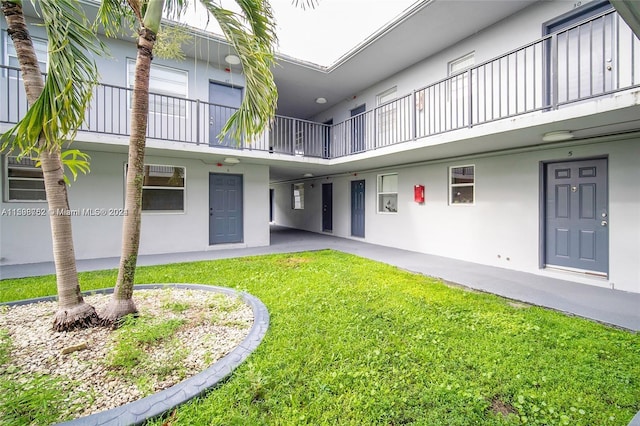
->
[601,220,608,227]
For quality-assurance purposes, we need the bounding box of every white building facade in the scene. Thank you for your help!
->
[2,0,639,294]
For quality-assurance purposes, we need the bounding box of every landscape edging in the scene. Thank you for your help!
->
[3,283,270,426]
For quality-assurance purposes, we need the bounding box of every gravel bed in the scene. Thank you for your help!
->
[0,288,253,421]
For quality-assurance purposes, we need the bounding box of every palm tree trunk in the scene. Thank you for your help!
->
[2,0,97,331]
[99,24,159,324]
[41,149,98,331]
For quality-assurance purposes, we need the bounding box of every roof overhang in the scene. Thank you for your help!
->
[611,0,640,38]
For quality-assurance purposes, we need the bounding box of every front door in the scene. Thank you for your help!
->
[269,188,274,222]
[323,119,333,159]
[351,180,365,238]
[544,158,608,274]
[209,82,242,147]
[350,104,366,153]
[544,0,615,105]
[322,183,333,232]
[209,173,243,244]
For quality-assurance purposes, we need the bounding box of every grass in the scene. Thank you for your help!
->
[0,373,88,425]
[0,329,90,425]
[106,315,186,371]
[1,250,639,425]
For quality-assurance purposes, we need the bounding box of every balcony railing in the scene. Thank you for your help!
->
[1,10,639,159]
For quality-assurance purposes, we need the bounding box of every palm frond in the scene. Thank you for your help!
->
[2,0,106,154]
[163,0,189,21]
[291,0,319,11]
[154,23,192,60]
[200,0,278,144]
[97,0,137,37]
[234,0,278,46]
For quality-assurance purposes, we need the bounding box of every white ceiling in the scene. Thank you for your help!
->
[272,0,539,118]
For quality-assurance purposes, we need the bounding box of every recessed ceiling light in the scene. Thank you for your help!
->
[303,173,314,177]
[315,97,327,104]
[224,54,241,65]
[542,130,574,142]
[224,157,240,164]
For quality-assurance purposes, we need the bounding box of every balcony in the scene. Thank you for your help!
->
[1,9,639,159]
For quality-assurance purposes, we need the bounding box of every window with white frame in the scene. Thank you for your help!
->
[376,87,397,145]
[377,173,398,213]
[449,165,475,204]
[292,183,304,210]
[5,156,46,201]
[126,59,188,117]
[5,33,48,74]
[448,52,474,107]
[125,164,185,211]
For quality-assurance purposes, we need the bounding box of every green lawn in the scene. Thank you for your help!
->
[2,250,639,425]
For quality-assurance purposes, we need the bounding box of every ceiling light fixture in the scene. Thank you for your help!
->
[224,54,241,65]
[303,173,314,177]
[315,97,327,104]
[224,157,240,164]
[542,130,574,142]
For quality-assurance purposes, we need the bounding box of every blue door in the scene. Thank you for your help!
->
[209,82,242,147]
[350,104,366,153]
[351,180,365,238]
[544,158,608,274]
[209,173,243,244]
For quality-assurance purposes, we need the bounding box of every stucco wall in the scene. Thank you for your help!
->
[0,149,269,264]
[311,0,590,126]
[271,137,640,294]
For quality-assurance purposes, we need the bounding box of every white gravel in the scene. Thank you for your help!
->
[0,288,253,420]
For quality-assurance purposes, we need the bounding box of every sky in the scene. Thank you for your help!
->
[180,0,419,66]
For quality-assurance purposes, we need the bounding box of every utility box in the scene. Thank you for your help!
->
[414,185,425,203]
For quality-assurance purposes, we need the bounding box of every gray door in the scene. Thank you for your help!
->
[269,188,274,222]
[209,82,242,147]
[544,158,608,274]
[209,173,243,244]
[350,104,366,153]
[544,0,614,105]
[323,119,333,159]
[351,180,365,238]
[322,183,333,232]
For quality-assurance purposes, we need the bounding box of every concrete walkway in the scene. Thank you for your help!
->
[2,226,639,331]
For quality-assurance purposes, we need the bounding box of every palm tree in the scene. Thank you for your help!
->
[97,0,278,324]
[1,0,105,331]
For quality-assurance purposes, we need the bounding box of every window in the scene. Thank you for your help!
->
[448,52,474,101]
[292,183,304,210]
[5,33,48,74]
[376,87,397,145]
[126,164,185,212]
[5,156,46,201]
[377,173,398,213]
[449,165,475,205]
[126,59,188,117]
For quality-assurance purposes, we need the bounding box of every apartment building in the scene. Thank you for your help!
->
[1,0,639,294]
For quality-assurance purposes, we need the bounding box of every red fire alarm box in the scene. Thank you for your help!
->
[414,185,425,203]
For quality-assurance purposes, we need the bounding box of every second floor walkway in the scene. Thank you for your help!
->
[1,9,639,160]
